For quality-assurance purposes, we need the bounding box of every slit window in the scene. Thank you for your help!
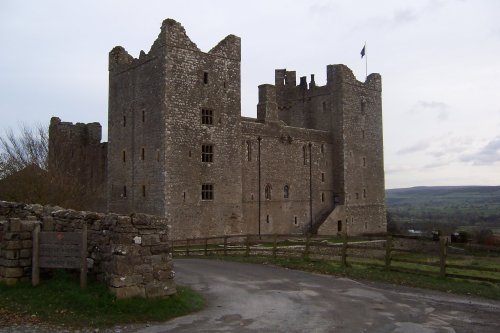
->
[203,71,209,84]
[142,185,146,197]
[337,220,342,232]
[202,108,214,125]
[294,216,298,225]
[321,192,325,202]
[122,150,126,163]
[123,116,126,127]
[321,173,325,182]
[266,215,270,223]
[363,189,366,198]
[321,144,325,154]
[284,185,289,199]
[363,157,366,167]
[142,110,145,122]
[123,186,127,198]
[156,149,160,162]
[246,140,252,161]
[201,184,214,200]
[303,145,307,165]
[141,148,145,160]
[202,144,213,162]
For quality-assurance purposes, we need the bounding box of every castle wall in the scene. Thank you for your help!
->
[241,120,334,235]
[48,117,107,211]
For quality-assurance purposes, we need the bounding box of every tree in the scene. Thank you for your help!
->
[0,124,48,179]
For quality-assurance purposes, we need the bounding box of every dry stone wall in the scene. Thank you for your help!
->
[0,201,175,298]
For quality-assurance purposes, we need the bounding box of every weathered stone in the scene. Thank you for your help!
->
[109,274,143,287]
[110,286,146,299]
[8,219,21,232]
[151,243,170,255]
[4,241,21,250]
[20,221,35,232]
[19,249,31,258]
[142,234,160,246]
[2,250,18,260]
[3,267,23,278]
[21,240,32,248]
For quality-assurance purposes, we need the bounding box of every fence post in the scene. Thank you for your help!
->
[186,239,190,256]
[439,236,447,278]
[31,222,40,286]
[245,235,250,257]
[273,234,278,259]
[303,234,310,261]
[204,238,208,256]
[385,234,392,270]
[341,233,348,267]
[223,236,228,256]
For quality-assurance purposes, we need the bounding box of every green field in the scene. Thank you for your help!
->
[386,186,500,231]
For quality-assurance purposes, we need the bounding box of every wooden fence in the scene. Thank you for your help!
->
[172,234,500,284]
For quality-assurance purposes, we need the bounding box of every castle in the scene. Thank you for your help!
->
[49,19,386,239]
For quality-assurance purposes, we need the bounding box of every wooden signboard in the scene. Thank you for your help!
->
[32,223,87,288]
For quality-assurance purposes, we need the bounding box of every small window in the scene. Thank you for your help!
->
[123,116,126,127]
[142,110,145,122]
[294,216,298,225]
[321,173,325,182]
[365,222,368,230]
[122,150,126,163]
[202,144,213,162]
[283,185,289,199]
[322,101,326,112]
[337,220,342,232]
[266,215,270,223]
[142,185,146,197]
[183,192,186,202]
[363,189,366,198]
[246,140,252,161]
[203,71,209,84]
[363,157,366,167]
[201,184,214,200]
[156,149,160,162]
[202,109,213,125]
[361,99,366,113]
[356,193,359,200]
[265,183,272,200]
[123,185,127,198]
[141,148,145,160]
[321,144,325,154]
[362,130,365,139]
[321,192,325,202]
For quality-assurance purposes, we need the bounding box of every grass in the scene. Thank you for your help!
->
[195,255,500,301]
[0,270,205,328]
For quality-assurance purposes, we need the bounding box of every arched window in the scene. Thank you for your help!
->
[265,183,272,200]
[283,185,289,199]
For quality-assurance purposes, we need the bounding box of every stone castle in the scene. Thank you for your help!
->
[49,19,386,239]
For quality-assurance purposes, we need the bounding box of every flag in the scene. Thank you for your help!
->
[360,45,365,58]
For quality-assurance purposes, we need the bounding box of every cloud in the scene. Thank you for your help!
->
[385,165,416,174]
[460,136,500,165]
[412,100,449,121]
[397,141,431,155]
[392,8,418,25]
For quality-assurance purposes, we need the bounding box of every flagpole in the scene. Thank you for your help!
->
[365,41,367,80]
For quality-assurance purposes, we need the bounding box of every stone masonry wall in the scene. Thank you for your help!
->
[0,201,175,298]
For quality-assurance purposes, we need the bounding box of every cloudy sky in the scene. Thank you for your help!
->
[1,0,499,189]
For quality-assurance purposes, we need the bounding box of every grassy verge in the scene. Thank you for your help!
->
[0,271,205,328]
[196,255,500,301]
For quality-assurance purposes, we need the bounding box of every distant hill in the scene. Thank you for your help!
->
[385,186,500,231]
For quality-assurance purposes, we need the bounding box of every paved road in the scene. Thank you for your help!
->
[136,258,500,333]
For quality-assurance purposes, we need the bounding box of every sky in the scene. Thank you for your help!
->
[1,0,499,189]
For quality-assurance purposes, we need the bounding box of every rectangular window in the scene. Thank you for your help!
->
[294,216,298,225]
[142,185,146,197]
[201,184,214,200]
[321,173,325,182]
[141,147,145,160]
[203,71,209,84]
[123,186,127,198]
[142,110,145,122]
[321,144,325,154]
[246,141,252,161]
[363,189,366,198]
[202,144,213,162]
[122,150,126,163]
[337,220,342,232]
[202,109,213,125]
[363,157,366,167]
[321,192,325,202]
[123,116,126,127]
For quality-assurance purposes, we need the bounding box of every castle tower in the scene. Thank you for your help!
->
[107,19,243,238]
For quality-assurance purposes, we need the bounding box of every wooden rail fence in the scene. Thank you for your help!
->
[172,234,500,284]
